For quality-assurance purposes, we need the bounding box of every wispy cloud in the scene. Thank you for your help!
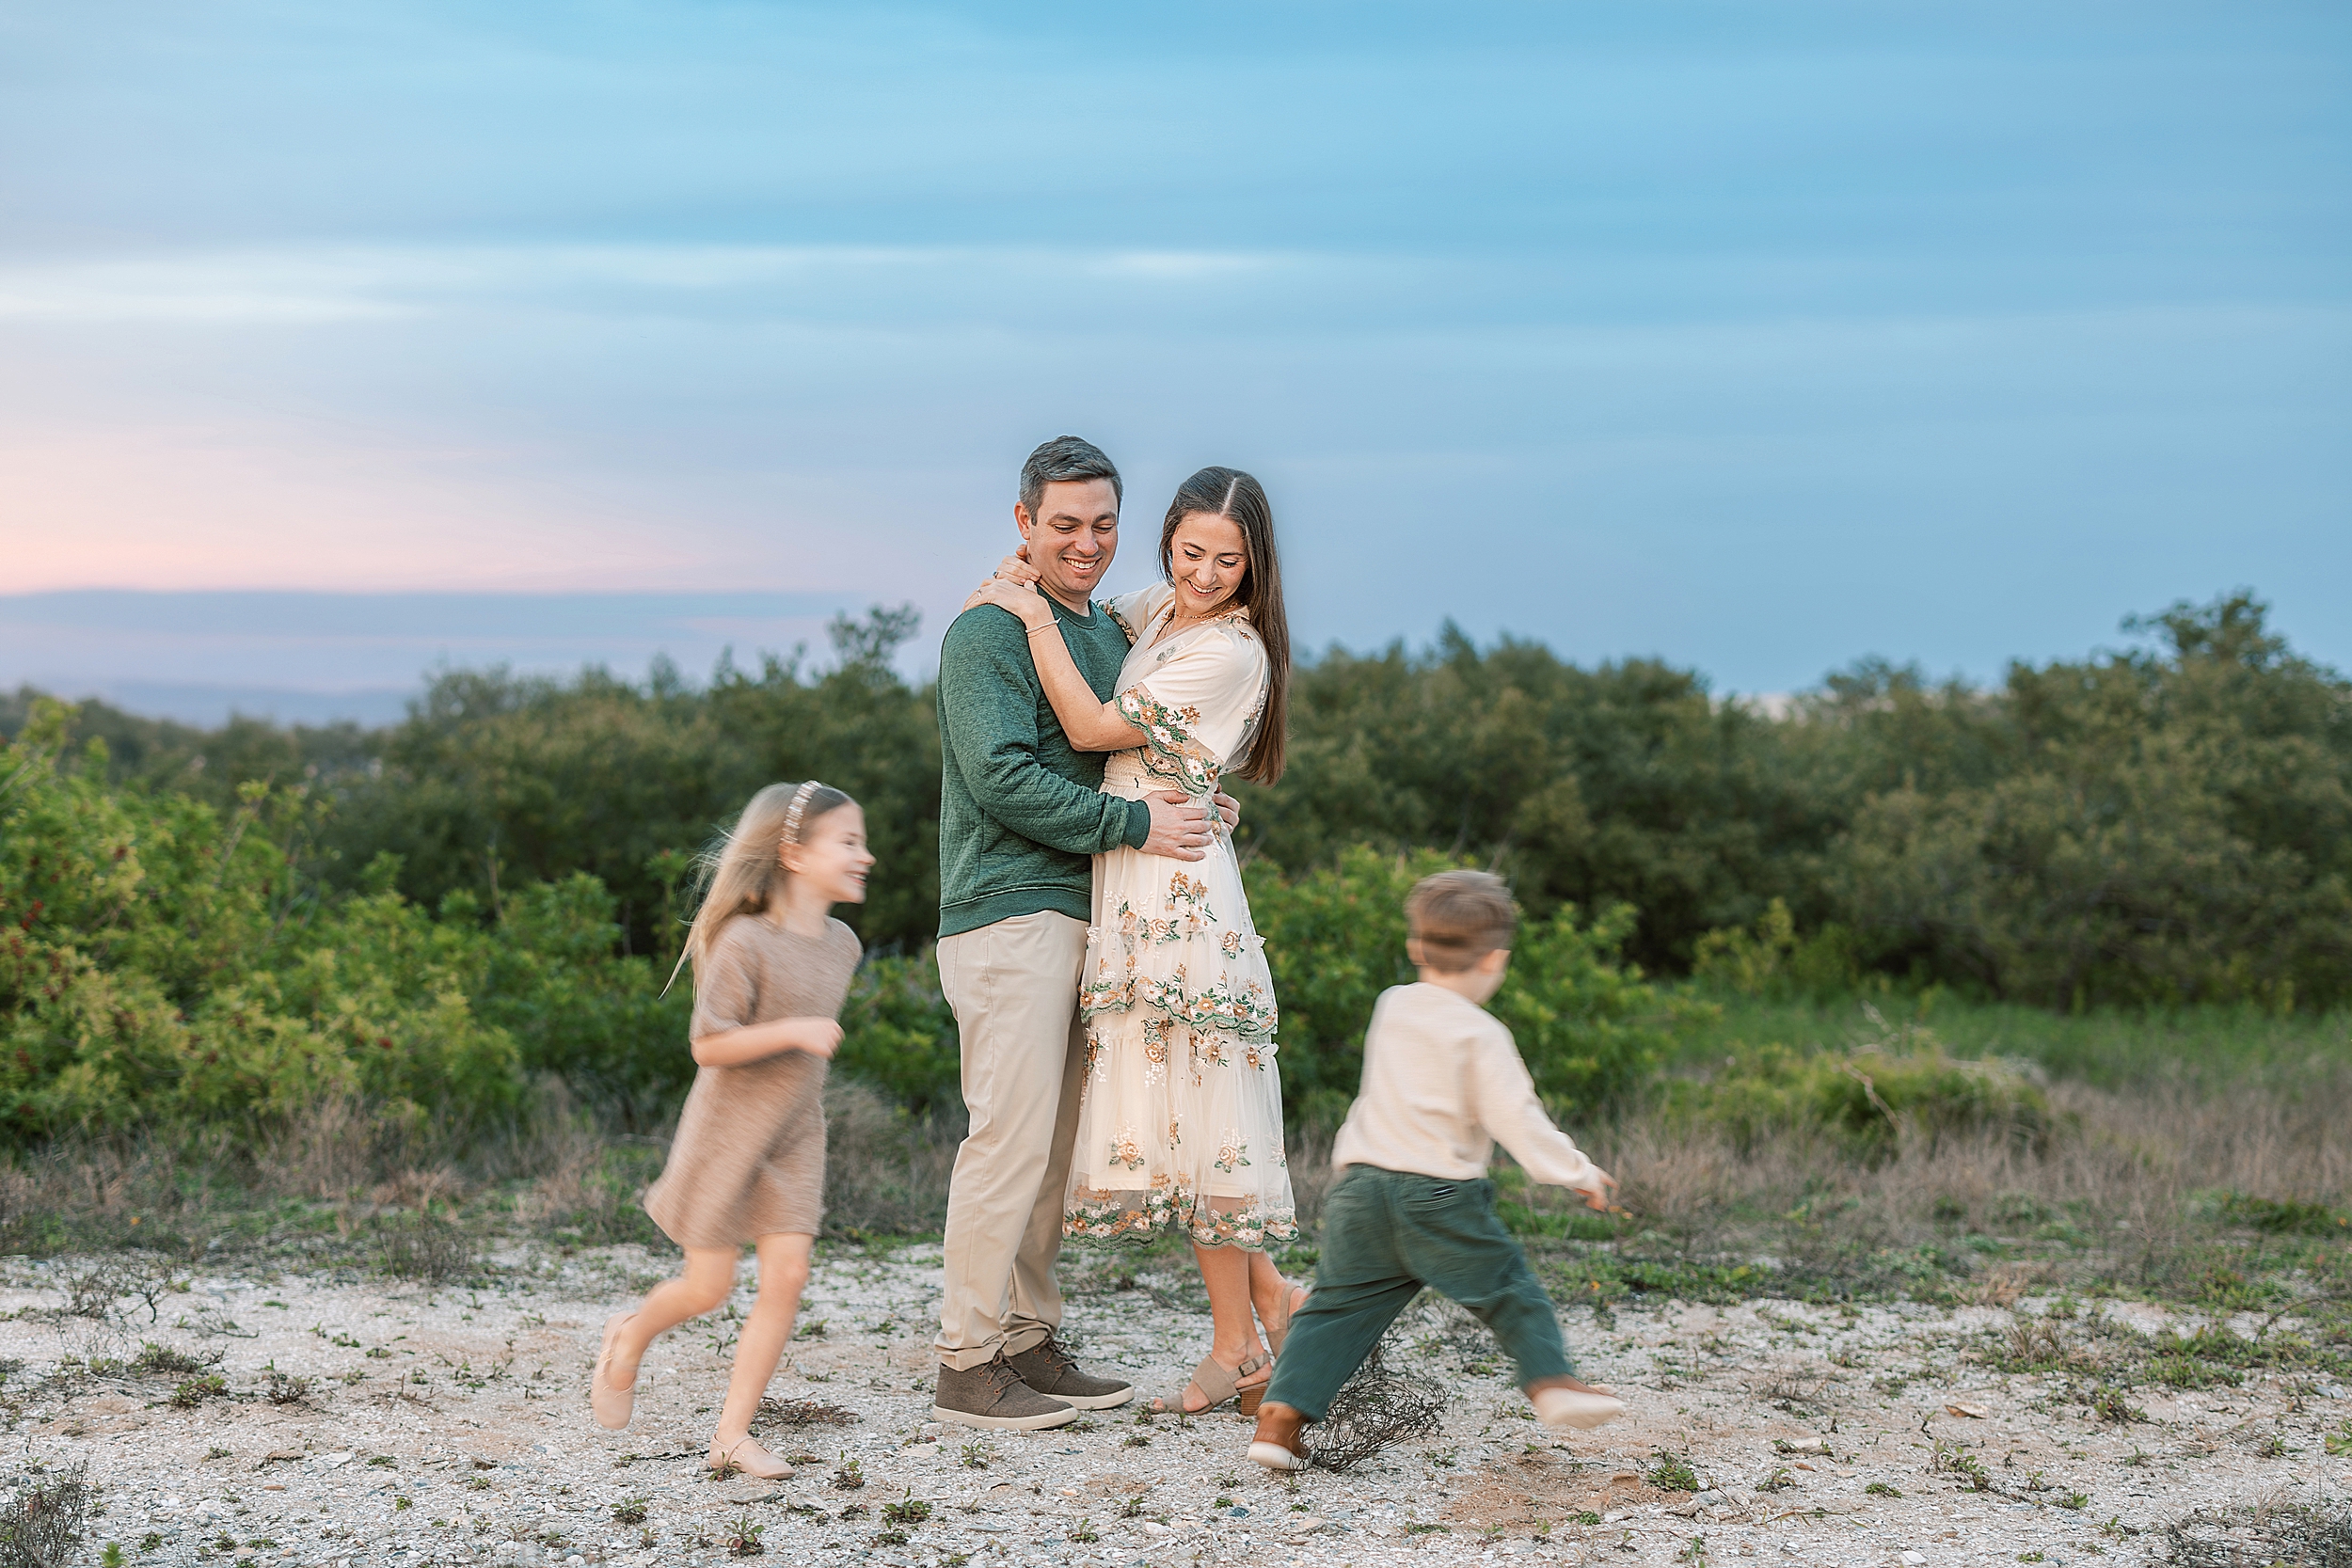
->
[0,244,1307,325]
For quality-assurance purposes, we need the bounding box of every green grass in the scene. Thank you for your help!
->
[1670,990,2352,1089]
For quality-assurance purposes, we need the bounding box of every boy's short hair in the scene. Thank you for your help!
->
[1406,870,1517,973]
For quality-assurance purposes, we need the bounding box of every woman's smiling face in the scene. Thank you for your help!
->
[1168,511,1248,618]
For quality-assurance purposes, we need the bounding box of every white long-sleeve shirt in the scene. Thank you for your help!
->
[1330,982,1600,1190]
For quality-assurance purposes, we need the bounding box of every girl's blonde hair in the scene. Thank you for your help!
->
[665,780,853,993]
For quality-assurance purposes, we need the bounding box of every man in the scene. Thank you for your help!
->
[930,436,1228,1431]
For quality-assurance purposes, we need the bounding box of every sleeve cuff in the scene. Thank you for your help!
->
[1121,796,1152,849]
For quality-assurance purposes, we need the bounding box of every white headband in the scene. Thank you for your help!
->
[781,780,824,846]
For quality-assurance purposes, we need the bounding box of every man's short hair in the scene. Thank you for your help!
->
[1406,870,1518,973]
[1020,436,1122,520]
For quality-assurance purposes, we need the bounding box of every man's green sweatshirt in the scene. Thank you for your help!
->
[936,598,1151,939]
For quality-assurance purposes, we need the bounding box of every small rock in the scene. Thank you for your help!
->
[1899,1554,1926,1566]
[1946,1402,1990,1419]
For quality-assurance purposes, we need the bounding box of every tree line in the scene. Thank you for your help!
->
[10,589,2344,1015]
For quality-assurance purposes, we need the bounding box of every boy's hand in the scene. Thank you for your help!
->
[1571,1166,1619,1212]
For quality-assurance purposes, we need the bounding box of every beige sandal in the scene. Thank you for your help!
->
[591,1312,637,1431]
[1260,1280,1311,1356]
[708,1436,794,1480]
[1152,1352,1272,1418]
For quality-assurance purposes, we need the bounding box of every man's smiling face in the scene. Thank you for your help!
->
[1015,478,1120,612]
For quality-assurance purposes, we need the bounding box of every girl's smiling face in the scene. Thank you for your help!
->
[1168,511,1248,619]
[782,802,873,905]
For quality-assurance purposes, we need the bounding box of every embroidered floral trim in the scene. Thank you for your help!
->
[1063,1183,1299,1248]
[1117,685,1220,795]
[1080,970,1279,1041]
[1104,881,1219,949]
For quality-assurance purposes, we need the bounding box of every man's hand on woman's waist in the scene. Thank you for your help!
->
[1140,792,1212,861]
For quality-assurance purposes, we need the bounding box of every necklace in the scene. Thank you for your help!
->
[1160,596,1237,640]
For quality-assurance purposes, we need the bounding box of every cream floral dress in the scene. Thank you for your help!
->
[1063,583,1296,1250]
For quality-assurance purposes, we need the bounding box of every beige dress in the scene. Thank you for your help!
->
[643,914,861,1247]
[1063,583,1296,1250]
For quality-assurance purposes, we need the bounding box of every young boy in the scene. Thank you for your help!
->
[1248,871,1625,1472]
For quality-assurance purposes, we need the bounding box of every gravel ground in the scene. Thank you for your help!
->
[2,1241,2345,1567]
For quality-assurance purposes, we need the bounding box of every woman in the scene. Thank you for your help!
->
[965,465,1306,1415]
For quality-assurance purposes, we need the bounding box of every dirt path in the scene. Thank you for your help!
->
[2,1243,2344,1567]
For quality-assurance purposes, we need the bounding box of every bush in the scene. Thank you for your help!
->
[321,607,943,958]
[1248,846,1687,1127]
[1668,1029,2055,1163]
[834,953,960,1119]
[1691,898,1861,1001]
[0,704,520,1141]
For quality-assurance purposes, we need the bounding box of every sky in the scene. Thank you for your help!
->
[2,2,2346,724]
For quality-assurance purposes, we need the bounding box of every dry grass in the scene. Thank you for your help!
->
[0,1041,2339,1317]
[1584,1066,2351,1262]
[820,1077,960,1236]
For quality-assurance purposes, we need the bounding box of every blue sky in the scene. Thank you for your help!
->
[2,2,2346,721]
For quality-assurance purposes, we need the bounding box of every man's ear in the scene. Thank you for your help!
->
[1013,502,1035,539]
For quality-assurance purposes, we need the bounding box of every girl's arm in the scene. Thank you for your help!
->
[690,1015,842,1068]
[964,578,1143,752]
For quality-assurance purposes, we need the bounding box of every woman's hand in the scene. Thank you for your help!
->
[962,573,1055,629]
[993,547,1040,585]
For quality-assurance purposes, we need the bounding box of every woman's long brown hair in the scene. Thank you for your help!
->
[1158,467,1289,785]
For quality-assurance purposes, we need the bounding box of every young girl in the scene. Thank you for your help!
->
[590,780,873,1479]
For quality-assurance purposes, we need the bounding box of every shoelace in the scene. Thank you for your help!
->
[1027,1338,1077,1373]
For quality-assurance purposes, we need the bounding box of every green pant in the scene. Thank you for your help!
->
[1263,1164,1574,1421]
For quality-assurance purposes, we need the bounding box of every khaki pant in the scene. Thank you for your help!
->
[933,911,1089,1370]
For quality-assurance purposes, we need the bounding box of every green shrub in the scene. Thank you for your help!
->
[1692,899,1862,1001]
[1248,847,1686,1127]
[1669,1031,2054,1162]
[1,705,520,1141]
[834,952,960,1118]
[457,873,691,1131]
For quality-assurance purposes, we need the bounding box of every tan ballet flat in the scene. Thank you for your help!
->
[708,1436,794,1481]
[591,1312,637,1431]
[1533,1383,1625,1430]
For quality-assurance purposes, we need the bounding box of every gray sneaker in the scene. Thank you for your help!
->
[1006,1335,1135,1410]
[932,1357,1079,1432]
